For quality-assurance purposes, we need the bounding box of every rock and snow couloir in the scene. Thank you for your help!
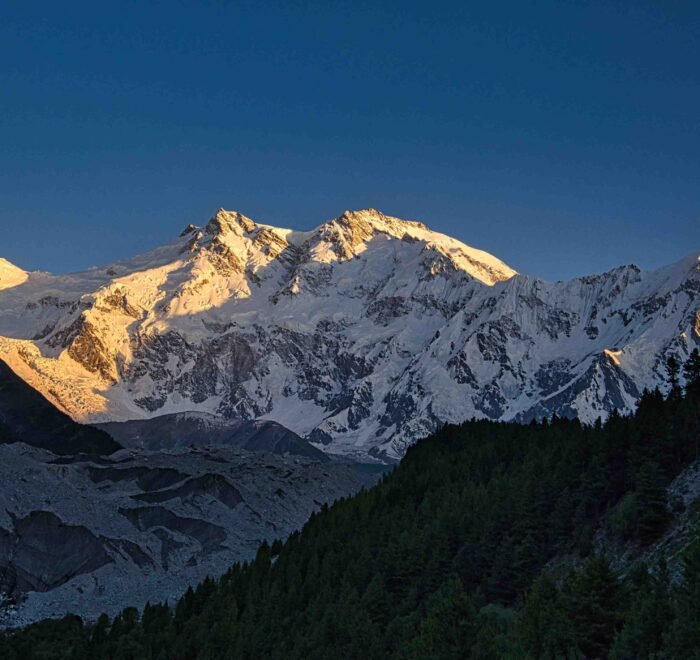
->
[0,208,698,460]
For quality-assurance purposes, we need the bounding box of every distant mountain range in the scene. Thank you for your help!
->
[97,412,328,460]
[1,208,698,459]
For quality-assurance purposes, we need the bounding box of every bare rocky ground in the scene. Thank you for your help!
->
[0,442,382,627]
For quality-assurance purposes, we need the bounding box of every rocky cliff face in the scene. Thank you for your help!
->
[0,208,698,460]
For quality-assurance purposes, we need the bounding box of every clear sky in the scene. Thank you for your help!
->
[1,0,698,281]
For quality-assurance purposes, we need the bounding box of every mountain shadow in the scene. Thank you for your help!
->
[0,360,121,455]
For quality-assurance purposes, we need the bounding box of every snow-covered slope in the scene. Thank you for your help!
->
[0,208,698,459]
[0,258,28,291]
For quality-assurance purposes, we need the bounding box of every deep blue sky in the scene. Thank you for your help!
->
[1,1,698,281]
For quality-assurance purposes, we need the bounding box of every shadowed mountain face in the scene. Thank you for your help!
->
[0,360,120,455]
[97,412,329,461]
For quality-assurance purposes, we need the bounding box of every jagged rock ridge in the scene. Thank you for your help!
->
[0,208,697,459]
[96,412,329,461]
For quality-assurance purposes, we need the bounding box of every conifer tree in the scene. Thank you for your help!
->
[666,540,700,658]
[404,577,478,659]
[667,354,681,392]
[609,561,670,659]
[634,459,670,544]
[684,348,700,390]
[516,574,577,658]
[568,555,623,658]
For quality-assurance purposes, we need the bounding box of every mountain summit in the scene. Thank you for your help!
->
[0,258,28,291]
[0,210,697,459]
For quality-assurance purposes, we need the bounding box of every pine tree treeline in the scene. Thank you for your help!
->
[2,349,700,659]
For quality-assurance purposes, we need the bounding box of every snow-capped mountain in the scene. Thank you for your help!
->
[0,258,28,291]
[0,208,698,459]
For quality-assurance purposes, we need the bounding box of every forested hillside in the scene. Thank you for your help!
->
[3,350,700,659]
